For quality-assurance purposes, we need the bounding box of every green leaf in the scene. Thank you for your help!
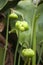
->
[16,1,43,45]
[15,1,35,47]
[9,1,43,50]
[0,0,8,10]
[35,4,43,62]
[19,30,31,48]
[16,1,35,24]
[15,2,43,64]
[36,4,43,44]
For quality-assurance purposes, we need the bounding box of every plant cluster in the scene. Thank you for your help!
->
[0,0,43,65]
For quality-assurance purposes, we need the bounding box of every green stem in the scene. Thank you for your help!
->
[18,54,21,65]
[37,44,43,65]
[18,48,21,65]
[3,14,9,65]
[9,28,16,34]
[28,58,31,65]
[18,42,24,65]
[24,58,28,65]
[14,31,19,65]
[31,7,37,65]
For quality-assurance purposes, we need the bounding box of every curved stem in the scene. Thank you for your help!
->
[3,14,9,65]
[14,31,19,65]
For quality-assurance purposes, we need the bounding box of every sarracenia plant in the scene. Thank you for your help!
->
[3,12,18,65]
[22,48,35,65]
[9,12,29,65]
[14,20,29,65]
[9,12,19,65]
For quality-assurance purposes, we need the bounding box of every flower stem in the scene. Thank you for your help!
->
[31,7,37,65]
[18,42,24,65]
[18,48,22,65]
[18,53,21,65]
[24,58,28,65]
[28,58,31,65]
[14,31,19,65]
[3,14,9,65]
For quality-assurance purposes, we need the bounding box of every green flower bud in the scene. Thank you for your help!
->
[15,21,21,30]
[15,20,29,31]
[19,26,25,32]
[22,48,35,57]
[9,13,18,19]
[23,21,29,30]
